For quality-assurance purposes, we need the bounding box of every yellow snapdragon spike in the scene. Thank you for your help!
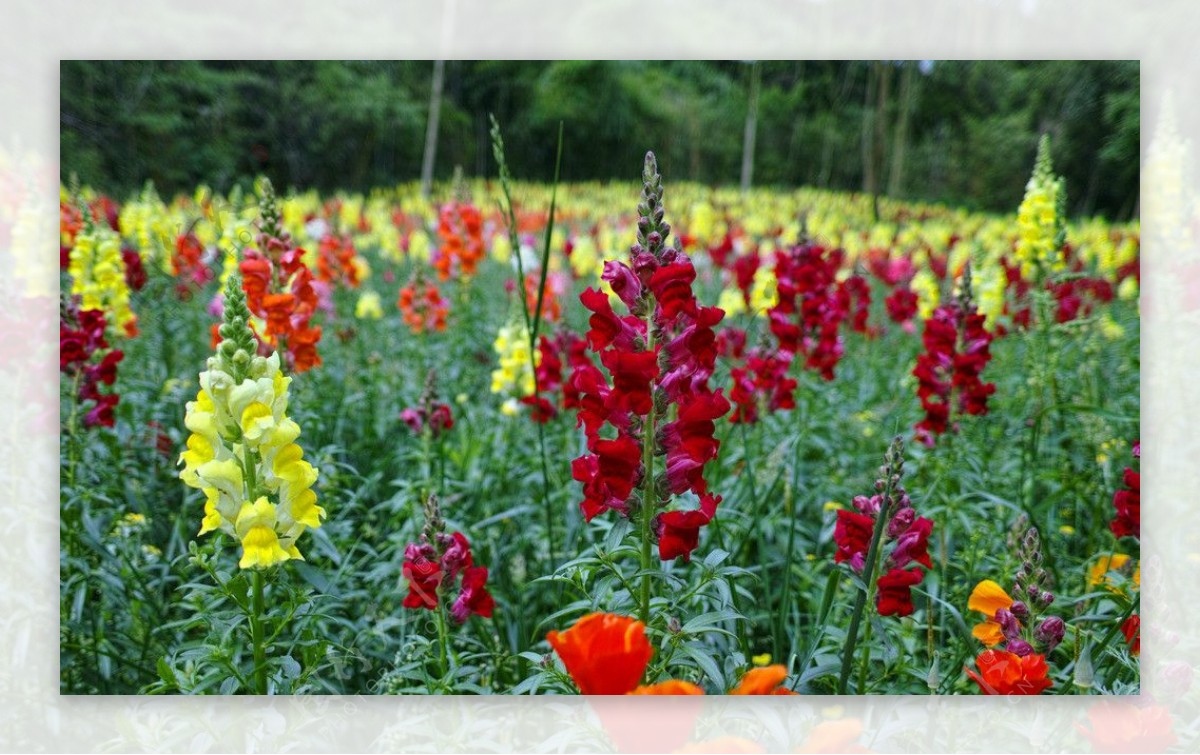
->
[179,276,323,570]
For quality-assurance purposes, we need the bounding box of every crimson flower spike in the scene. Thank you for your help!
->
[569,152,731,584]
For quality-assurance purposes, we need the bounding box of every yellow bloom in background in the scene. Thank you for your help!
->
[355,290,384,320]
[179,276,324,570]
[67,212,138,337]
[968,579,1014,646]
[1014,135,1067,281]
[1088,553,1140,593]
[490,322,539,404]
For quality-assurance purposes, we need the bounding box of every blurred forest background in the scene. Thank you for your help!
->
[60,60,1139,219]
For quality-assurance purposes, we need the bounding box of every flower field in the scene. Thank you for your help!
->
[60,138,1140,696]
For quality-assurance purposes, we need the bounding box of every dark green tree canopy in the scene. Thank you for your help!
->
[61,60,1138,219]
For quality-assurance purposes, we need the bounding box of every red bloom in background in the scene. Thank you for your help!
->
[239,205,324,373]
[121,248,147,291]
[435,200,485,280]
[398,272,449,334]
[729,350,796,424]
[885,287,918,327]
[1122,614,1140,656]
[655,494,720,562]
[876,568,923,616]
[966,649,1053,695]
[1111,445,1140,540]
[912,297,996,445]
[402,530,493,624]
[61,301,123,430]
[316,233,362,287]
[767,243,868,381]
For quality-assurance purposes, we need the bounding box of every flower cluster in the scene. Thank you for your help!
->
[172,229,215,299]
[1014,134,1067,281]
[546,612,795,695]
[60,298,125,428]
[767,243,865,381]
[570,153,730,562]
[1110,440,1140,540]
[316,232,364,288]
[178,276,324,570]
[400,372,455,439]
[397,269,449,333]
[239,180,323,373]
[66,209,138,338]
[833,437,934,617]
[912,267,996,445]
[728,348,796,425]
[968,519,1064,660]
[434,200,485,281]
[401,495,494,623]
[490,321,540,417]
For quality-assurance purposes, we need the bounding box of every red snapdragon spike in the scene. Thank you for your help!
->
[655,493,721,562]
[715,327,747,360]
[570,153,729,562]
[401,542,443,610]
[876,567,924,616]
[83,393,120,428]
[912,302,995,445]
[767,243,858,380]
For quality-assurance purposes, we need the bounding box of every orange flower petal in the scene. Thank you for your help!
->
[967,579,1013,617]
[628,680,705,695]
[729,665,790,695]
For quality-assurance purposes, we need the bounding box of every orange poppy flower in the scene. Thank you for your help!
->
[729,665,797,695]
[968,579,1014,646]
[546,613,652,695]
[965,649,1052,695]
[629,680,705,695]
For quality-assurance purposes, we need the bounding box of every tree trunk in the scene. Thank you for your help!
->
[888,61,916,198]
[740,61,761,194]
[420,59,446,199]
[871,61,891,222]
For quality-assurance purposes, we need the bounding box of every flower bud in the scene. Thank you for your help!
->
[1040,591,1054,607]
[1006,639,1034,657]
[1009,601,1030,620]
[1035,616,1064,652]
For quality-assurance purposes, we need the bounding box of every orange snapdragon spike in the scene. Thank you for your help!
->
[966,649,1052,695]
[546,613,653,695]
[729,665,797,695]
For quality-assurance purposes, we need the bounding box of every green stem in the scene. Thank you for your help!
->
[837,477,895,694]
[639,317,658,627]
[251,570,267,694]
[436,601,452,682]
